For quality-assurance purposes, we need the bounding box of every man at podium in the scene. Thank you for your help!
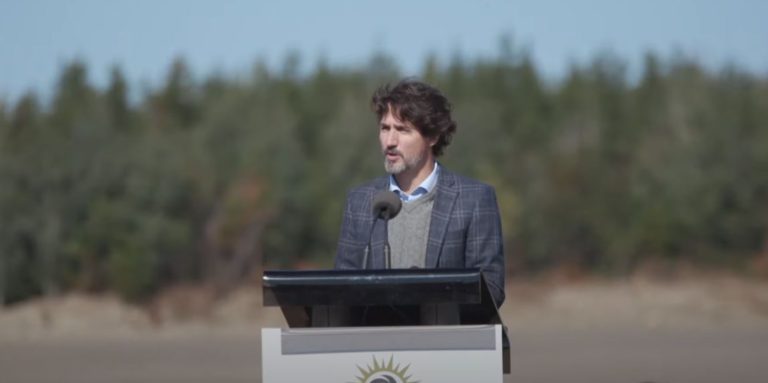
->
[334,79,505,306]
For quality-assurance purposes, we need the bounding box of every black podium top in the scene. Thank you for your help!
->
[263,268,483,306]
[262,268,503,327]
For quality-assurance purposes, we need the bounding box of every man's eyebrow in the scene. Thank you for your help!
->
[380,121,407,128]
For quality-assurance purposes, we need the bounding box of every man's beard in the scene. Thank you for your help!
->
[383,149,424,175]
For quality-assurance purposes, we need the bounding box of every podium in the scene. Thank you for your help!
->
[262,268,509,382]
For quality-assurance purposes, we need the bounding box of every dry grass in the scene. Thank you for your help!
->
[1,274,767,341]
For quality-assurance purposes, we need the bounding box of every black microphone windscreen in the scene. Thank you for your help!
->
[371,191,402,219]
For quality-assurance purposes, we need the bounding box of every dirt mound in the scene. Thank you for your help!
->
[503,275,768,330]
[2,275,767,340]
[0,294,151,339]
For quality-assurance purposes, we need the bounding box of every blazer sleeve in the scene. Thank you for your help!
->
[335,190,365,269]
[466,185,506,306]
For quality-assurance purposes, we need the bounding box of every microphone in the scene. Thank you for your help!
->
[373,191,401,269]
[362,191,402,269]
[372,191,402,220]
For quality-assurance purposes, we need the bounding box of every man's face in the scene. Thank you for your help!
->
[379,108,435,175]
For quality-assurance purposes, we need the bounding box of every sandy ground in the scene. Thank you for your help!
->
[1,275,767,383]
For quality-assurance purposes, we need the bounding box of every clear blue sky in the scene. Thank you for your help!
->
[1,0,766,103]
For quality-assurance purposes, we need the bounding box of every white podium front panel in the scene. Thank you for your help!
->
[262,325,502,383]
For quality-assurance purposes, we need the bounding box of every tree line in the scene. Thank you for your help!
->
[1,44,767,304]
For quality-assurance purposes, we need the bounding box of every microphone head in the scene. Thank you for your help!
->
[372,191,402,219]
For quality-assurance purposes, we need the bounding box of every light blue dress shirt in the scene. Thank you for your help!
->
[389,162,440,203]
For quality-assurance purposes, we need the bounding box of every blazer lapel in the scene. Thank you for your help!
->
[370,176,390,269]
[425,169,458,268]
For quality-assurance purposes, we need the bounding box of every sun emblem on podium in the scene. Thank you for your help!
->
[350,355,419,383]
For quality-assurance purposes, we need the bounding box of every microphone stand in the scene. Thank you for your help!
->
[382,210,392,269]
[362,218,378,269]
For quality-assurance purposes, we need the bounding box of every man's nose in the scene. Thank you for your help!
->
[384,130,398,147]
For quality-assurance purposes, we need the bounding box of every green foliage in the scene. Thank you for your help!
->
[1,44,767,304]
[107,241,155,302]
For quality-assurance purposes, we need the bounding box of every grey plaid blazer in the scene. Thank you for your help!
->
[334,168,505,306]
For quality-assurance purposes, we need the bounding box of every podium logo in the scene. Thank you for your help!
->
[349,355,419,383]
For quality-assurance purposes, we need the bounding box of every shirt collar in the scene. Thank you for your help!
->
[389,162,440,202]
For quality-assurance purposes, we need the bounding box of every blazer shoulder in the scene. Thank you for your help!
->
[347,176,388,196]
[440,168,496,193]
[343,176,389,212]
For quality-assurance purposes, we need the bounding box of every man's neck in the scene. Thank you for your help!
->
[394,159,436,194]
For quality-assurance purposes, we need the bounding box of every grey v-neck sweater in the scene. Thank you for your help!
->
[387,186,438,268]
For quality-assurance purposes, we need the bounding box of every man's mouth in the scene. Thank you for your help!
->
[385,150,400,161]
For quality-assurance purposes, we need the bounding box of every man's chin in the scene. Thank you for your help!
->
[384,161,405,175]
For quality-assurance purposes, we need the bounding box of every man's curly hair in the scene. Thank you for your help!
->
[371,79,457,157]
